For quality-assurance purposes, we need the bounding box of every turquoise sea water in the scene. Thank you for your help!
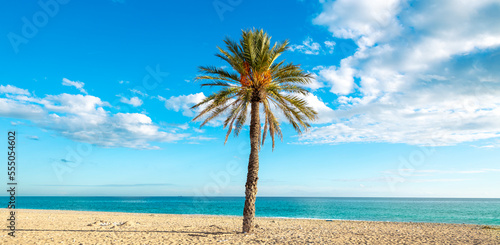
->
[12,197,500,226]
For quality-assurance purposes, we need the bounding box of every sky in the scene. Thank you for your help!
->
[1,0,500,197]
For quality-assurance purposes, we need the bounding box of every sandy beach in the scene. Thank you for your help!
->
[0,209,498,244]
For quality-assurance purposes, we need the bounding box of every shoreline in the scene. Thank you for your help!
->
[1,209,498,244]
[6,208,500,227]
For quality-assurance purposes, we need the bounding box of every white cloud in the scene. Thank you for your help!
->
[299,101,500,146]
[289,37,322,55]
[43,94,108,115]
[62,78,87,94]
[299,93,335,124]
[0,97,45,119]
[163,92,206,117]
[187,136,216,141]
[154,95,166,101]
[193,128,205,133]
[46,111,185,149]
[313,0,404,48]
[129,89,148,97]
[26,135,39,140]
[301,0,500,146]
[317,63,356,95]
[472,141,500,149]
[302,73,325,91]
[120,96,143,107]
[0,85,30,95]
[324,41,336,54]
[0,85,187,149]
[174,123,189,130]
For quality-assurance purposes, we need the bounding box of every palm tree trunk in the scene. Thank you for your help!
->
[242,101,260,233]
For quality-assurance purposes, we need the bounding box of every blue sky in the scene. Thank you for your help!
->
[1,0,500,197]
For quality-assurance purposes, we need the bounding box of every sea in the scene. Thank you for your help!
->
[13,196,500,226]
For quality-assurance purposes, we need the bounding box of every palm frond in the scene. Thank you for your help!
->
[191,29,318,148]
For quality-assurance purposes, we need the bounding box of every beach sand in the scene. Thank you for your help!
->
[1,209,498,244]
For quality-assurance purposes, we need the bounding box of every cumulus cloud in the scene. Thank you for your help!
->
[299,93,335,124]
[0,97,45,119]
[299,90,500,145]
[301,73,325,91]
[120,96,143,107]
[0,85,30,95]
[0,85,187,149]
[289,37,322,55]
[62,78,87,94]
[324,41,336,54]
[314,0,404,48]
[301,0,500,146]
[163,92,206,117]
[316,63,356,95]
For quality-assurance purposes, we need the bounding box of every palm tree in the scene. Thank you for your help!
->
[192,29,318,233]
